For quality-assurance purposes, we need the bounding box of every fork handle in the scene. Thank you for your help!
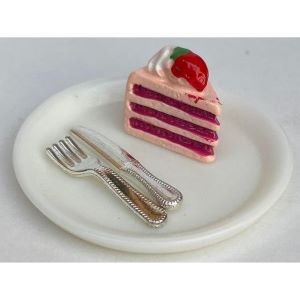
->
[124,163,183,210]
[92,167,167,227]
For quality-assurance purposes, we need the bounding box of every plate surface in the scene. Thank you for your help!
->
[13,79,293,253]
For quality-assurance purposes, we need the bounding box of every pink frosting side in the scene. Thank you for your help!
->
[123,68,220,163]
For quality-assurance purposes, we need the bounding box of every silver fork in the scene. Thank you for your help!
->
[46,136,167,227]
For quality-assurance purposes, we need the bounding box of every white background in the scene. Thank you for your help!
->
[0,38,299,262]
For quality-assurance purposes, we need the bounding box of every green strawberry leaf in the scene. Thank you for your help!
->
[170,47,190,60]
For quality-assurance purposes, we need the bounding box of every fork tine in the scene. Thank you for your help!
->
[52,144,75,167]
[46,147,70,169]
[59,139,81,162]
[65,136,87,159]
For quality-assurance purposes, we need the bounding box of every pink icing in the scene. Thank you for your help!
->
[132,84,220,125]
[129,118,214,157]
[130,102,218,142]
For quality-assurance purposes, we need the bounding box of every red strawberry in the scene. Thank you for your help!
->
[171,52,209,92]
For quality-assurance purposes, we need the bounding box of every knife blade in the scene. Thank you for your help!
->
[70,126,183,209]
[71,126,135,170]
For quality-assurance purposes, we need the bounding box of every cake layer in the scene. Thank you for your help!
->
[126,93,220,131]
[125,121,215,163]
[129,118,214,157]
[128,102,218,146]
[132,84,219,125]
[127,68,221,115]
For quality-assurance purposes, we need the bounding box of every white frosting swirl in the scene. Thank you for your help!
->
[147,45,174,77]
[147,45,191,89]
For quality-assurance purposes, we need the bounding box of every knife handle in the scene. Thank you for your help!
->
[125,163,183,210]
[93,167,167,227]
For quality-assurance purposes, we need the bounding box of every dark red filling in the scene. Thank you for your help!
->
[132,84,219,125]
[130,102,218,142]
[129,118,214,156]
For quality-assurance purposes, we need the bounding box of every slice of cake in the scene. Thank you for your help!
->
[124,46,221,163]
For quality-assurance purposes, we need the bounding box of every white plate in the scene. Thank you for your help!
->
[13,79,293,254]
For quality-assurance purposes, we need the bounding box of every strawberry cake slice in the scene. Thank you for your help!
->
[124,46,221,163]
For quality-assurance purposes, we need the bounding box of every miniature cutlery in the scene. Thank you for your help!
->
[70,126,183,209]
[46,136,167,227]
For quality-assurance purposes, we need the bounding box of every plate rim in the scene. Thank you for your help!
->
[13,78,293,253]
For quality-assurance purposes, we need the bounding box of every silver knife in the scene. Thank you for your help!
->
[70,126,183,209]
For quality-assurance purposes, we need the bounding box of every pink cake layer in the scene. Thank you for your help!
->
[124,119,215,163]
[128,102,218,146]
[127,93,220,131]
[126,109,218,147]
[133,84,219,125]
[129,117,214,156]
[127,68,221,115]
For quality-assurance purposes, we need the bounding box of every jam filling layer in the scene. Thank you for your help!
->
[130,102,218,142]
[132,84,219,125]
[129,118,214,157]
